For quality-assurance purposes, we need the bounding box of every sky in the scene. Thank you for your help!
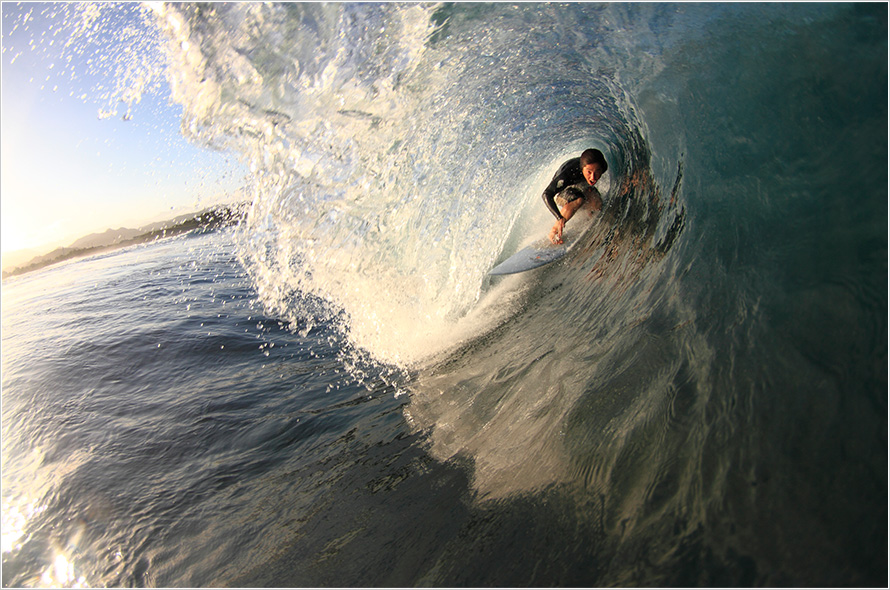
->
[1,2,248,264]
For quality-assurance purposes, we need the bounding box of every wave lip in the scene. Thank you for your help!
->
[144,3,679,368]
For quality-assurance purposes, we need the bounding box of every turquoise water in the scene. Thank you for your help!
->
[2,3,886,586]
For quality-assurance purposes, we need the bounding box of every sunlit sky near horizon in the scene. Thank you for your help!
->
[1,2,248,262]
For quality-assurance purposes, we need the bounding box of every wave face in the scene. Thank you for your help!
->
[150,2,683,367]
[4,2,885,586]
[153,4,886,583]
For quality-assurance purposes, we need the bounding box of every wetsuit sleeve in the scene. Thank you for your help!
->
[541,158,579,220]
[542,182,563,220]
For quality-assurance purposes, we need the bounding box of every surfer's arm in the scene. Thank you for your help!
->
[541,159,576,220]
[543,184,567,245]
[542,189,564,221]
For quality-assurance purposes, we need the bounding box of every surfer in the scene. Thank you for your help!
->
[542,148,607,244]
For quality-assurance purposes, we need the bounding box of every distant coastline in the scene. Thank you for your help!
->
[2,203,249,279]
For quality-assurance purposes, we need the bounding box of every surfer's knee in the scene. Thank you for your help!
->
[561,197,584,220]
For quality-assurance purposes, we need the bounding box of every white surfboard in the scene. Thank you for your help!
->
[488,238,569,275]
[489,197,600,276]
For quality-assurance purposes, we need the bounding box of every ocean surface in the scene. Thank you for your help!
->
[2,3,887,587]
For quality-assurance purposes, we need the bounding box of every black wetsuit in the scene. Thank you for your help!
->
[542,157,587,220]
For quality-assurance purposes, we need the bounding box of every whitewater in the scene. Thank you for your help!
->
[2,3,886,586]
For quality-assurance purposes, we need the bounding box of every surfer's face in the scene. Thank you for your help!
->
[582,163,603,186]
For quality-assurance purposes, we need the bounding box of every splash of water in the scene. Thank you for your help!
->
[147,3,678,368]
[3,2,679,368]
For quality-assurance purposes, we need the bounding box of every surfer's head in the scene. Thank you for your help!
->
[580,148,608,186]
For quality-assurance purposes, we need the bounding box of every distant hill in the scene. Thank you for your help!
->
[2,203,249,279]
[69,227,145,250]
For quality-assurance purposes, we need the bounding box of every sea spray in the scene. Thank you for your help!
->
[2,3,164,119]
[144,3,686,369]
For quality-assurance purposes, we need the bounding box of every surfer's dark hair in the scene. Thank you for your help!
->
[580,148,608,173]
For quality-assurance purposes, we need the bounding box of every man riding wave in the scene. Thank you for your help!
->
[541,148,607,244]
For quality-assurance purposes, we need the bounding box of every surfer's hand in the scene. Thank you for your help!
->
[549,219,565,245]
